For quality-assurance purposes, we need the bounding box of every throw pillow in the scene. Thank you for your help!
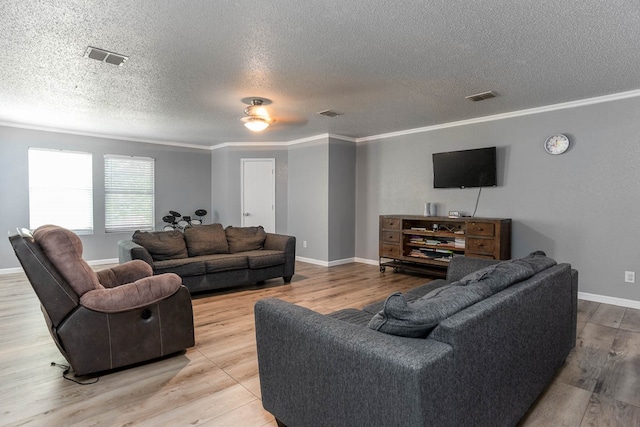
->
[225,226,267,253]
[514,250,557,273]
[457,251,556,294]
[183,223,229,256]
[367,282,492,338]
[132,230,188,261]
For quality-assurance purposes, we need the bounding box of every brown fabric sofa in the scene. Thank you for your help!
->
[118,224,296,294]
[9,225,195,376]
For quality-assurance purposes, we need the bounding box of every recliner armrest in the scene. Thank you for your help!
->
[96,260,153,288]
[80,273,183,313]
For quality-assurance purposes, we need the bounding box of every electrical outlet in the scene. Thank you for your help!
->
[303,241,307,248]
[625,271,635,283]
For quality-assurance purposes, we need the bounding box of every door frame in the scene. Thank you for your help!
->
[240,158,276,232]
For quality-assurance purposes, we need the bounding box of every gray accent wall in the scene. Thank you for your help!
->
[356,96,640,301]
[328,138,356,262]
[0,126,211,268]
[287,138,329,261]
[210,146,288,233]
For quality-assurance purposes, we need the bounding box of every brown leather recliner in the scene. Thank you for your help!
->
[9,225,195,376]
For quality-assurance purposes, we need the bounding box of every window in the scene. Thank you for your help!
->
[105,155,155,233]
[28,148,93,234]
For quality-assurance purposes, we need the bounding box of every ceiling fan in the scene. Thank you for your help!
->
[241,98,274,132]
[240,97,309,132]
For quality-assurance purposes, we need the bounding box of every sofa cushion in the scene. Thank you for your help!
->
[183,223,229,256]
[225,226,267,253]
[152,258,205,277]
[132,230,188,261]
[457,251,556,294]
[242,250,286,269]
[367,282,492,338]
[204,254,249,273]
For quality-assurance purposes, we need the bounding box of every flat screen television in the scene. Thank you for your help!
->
[432,147,497,188]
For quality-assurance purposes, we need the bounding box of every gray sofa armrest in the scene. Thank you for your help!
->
[255,298,455,427]
[264,233,296,279]
[430,263,576,426]
[446,256,500,281]
[117,239,154,267]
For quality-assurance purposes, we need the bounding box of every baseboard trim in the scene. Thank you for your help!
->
[354,257,379,266]
[0,267,24,275]
[295,256,357,267]
[0,258,118,276]
[578,292,640,310]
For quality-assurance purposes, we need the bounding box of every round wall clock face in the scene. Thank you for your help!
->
[544,134,570,155]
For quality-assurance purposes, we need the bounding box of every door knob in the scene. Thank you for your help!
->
[243,212,250,216]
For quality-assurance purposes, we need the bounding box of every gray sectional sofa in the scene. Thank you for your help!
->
[118,224,295,294]
[255,252,578,427]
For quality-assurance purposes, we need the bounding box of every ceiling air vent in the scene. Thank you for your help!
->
[465,91,497,102]
[85,46,129,66]
[317,110,343,118]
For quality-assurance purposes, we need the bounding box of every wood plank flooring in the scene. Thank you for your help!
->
[1,261,639,426]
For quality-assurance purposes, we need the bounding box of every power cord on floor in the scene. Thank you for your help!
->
[50,362,99,385]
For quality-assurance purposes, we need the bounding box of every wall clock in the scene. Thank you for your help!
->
[543,134,570,155]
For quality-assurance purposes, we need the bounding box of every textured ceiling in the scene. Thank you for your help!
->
[2,0,640,147]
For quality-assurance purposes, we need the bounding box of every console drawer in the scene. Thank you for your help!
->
[381,217,401,230]
[380,244,400,258]
[381,231,400,244]
[467,222,495,237]
[466,238,495,254]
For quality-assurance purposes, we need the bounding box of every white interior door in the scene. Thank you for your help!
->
[241,158,275,232]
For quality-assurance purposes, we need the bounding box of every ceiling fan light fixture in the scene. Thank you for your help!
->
[241,98,273,131]
[242,116,270,131]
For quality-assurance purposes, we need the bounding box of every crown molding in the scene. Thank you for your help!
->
[0,121,212,150]
[356,88,640,143]
[211,133,357,150]
[4,88,640,150]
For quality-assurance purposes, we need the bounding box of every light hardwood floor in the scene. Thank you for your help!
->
[1,261,639,426]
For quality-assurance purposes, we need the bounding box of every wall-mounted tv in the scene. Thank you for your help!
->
[432,147,497,189]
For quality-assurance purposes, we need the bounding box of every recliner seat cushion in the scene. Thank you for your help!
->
[183,223,229,256]
[368,282,492,338]
[225,226,267,253]
[33,225,102,296]
[133,230,188,261]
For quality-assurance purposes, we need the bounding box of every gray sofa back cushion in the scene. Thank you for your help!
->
[367,283,493,338]
[183,223,229,256]
[225,226,267,253]
[132,230,188,261]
